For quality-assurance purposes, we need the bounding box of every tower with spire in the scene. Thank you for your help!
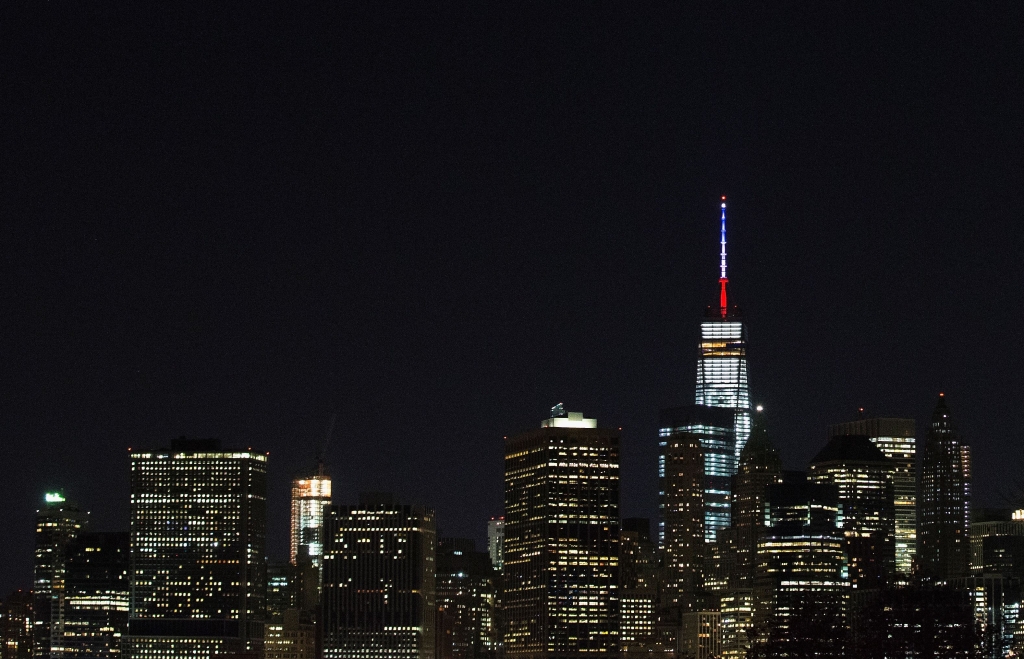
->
[695,197,753,460]
[918,393,972,582]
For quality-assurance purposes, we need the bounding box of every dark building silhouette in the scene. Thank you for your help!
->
[730,413,783,586]
[972,508,1024,582]
[0,590,34,659]
[809,434,896,589]
[60,532,129,658]
[619,519,659,653]
[125,439,268,658]
[829,417,917,577]
[753,474,847,656]
[503,406,620,658]
[265,551,318,659]
[919,394,972,582]
[321,493,436,658]
[435,538,498,659]
[33,492,88,659]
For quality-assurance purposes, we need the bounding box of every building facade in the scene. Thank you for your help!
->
[730,414,783,587]
[829,417,917,576]
[320,493,436,658]
[0,590,34,659]
[808,435,896,589]
[435,538,498,659]
[33,492,89,659]
[125,438,268,658]
[919,394,972,582]
[486,519,504,572]
[60,532,130,658]
[290,466,332,570]
[503,407,620,657]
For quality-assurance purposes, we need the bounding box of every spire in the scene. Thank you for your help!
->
[719,196,728,318]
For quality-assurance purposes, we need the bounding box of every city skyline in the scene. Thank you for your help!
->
[2,3,1022,603]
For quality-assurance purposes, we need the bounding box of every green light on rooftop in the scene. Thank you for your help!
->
[45,493,65,503]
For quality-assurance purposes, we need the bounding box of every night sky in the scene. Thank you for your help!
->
[2,5,1022,596]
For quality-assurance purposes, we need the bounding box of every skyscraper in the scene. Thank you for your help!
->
[486,518,504,571]
[320,493,436,658]
[435,538,498,659]
[659,405,735,545]
[829,417,916,576]
[695,198,752,461]
[125,438,267,658]
[730,412,783,587]
[809,435,896,588]
[919,394,972,582]
[290,464,332,570]
[659,405,733,612]
[754,474,847,656]
[503,406,619,657]
[60,532,130,658]
[33,492,89,659]
[1,590,34,659]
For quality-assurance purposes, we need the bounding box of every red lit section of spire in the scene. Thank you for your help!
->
[719,196,728,318]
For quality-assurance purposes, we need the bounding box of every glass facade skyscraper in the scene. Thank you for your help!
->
[290,467,332,570]
[694,199,752,462]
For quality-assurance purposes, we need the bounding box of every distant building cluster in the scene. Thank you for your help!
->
[2,204,1017,658]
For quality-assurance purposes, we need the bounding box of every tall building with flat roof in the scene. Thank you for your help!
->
[2,589,35,659]
[125,438,267,658]
[829,417,916,576]
[695,199,752,461]
[919,394,972,582]
[59,532,129,658]
[486,518,504,571]
[321,493,436,658]
[33,492,89,659]
[809,434,896,589]
[730,413,783,587]
[435,538,498,659]
[503,406,619,657]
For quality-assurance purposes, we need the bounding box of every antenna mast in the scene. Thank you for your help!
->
[719,196,728,318]
[317,413,336,479]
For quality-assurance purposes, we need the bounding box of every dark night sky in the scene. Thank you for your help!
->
[1,5,1022,596]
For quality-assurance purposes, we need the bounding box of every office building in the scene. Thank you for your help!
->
[919,394,972,582]
[125,438,268,658]
[829,417,916,576]
[503,406,619,657]
[659,403,724,605]
[619,519,657,652]
[694,199,752,461]
[730,413,783,586]
[754,475,847,655]
[660,405,735,545]
[435,539,498,659]
[34,492,89,659]
[718,589,753,659]
[321,493,436,658]
[809,434,896,588]
[486,519,504,571]
[680,611,721,659]
[290,464,332,570]
[0,590,34,659]
[264,609,316,659]
[60,532,129,658]
[971,509,1024,581]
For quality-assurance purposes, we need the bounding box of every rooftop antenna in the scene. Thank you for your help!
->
[719,196,728,318]
[317,413,336,479]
